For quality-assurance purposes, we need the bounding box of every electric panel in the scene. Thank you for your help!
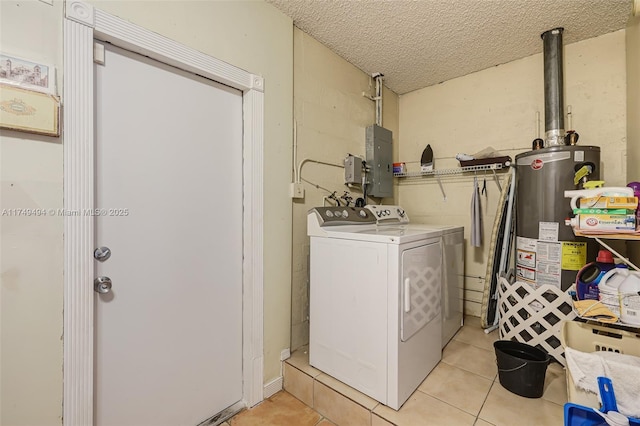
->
[365,125,393,198]
[344,155,363,184]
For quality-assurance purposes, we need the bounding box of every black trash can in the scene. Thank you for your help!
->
[494,340,550,398]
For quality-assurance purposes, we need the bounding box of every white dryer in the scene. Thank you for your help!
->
[307,207,442,410]
[365,205,464,347]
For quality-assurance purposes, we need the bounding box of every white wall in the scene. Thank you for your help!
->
[291,29,399,350]
[1,0,292,423]
[627,17,640,183]
[0,2,64,425]
[398,30,627,316]
[626,16,640,265]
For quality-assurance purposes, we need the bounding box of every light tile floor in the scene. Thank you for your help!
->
[229,316,567,425]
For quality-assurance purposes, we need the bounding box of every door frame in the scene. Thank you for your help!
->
[63,1,264,424]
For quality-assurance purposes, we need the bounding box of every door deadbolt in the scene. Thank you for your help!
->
[94,246,111,262]
[94,276,112,294]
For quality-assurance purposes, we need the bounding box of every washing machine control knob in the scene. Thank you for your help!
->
[359,210,367,218]
[342,210,348,218]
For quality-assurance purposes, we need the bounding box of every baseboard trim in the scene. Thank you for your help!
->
[263,376,283,399]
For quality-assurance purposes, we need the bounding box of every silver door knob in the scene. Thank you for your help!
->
[94,246,111,262]
[94,276,112,294]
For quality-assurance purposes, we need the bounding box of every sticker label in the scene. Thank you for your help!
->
[537,241,561,262]
[561,242,587,271]
[536,261,562,288]
[536,241,562,288]
[516,237,538,281]
[517,265,536,282]
[539,222,559,242]
[517,249,536,268]
[517,236,537,251]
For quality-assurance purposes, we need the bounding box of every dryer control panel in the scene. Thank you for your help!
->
[365,205,410,224]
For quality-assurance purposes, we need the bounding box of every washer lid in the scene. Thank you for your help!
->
[322,225,441,244]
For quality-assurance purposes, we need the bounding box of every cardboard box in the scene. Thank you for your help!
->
[572,214,636,231]
[578,196,638,209]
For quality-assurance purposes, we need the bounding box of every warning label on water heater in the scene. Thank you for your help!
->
[561,242,587,270]
[516,236,562,288]
[539,222,559,242]
[516,237,537,285]
[516,237,536,268]
[516,238,585,288]
[536,241,562,288]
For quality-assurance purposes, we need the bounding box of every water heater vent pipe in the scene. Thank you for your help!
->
[541,28,565,147]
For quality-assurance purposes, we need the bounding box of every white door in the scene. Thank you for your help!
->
[94,43,243,426]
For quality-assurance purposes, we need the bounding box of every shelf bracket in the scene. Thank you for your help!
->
[435,174,447,201]
[492,169,502,192]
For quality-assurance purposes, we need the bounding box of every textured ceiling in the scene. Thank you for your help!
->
[267,0,634,94]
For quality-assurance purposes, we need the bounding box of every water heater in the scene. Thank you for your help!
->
[515,28,600,291]
[515,146,600,290]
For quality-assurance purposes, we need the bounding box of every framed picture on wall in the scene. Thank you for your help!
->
[0,84,60,136]
[0,53,56,94]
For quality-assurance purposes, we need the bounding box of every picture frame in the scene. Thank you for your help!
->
[0,84,60,136]
[0,53,56,94]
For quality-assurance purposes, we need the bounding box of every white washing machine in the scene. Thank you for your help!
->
[366,205,464,347]
[307,206,442,410]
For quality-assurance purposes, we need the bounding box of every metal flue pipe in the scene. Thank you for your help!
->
[541,28,565,147]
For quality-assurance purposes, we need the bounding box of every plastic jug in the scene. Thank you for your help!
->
[599,265,630,317]
[576,250,616,300]
[600,265,631,288]
[619,272,640,326]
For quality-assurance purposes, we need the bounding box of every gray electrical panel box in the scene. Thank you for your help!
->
[365,124,393,198]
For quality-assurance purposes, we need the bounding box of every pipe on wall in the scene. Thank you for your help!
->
[541,27,565,147]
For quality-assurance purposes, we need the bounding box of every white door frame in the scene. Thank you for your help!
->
[63,2,264,424]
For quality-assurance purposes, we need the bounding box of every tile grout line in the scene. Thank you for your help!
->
[287,359,418,426]
[474,375,498,425]
[290,324,500,426]
[451,337,497,354]
[287,359,384,424]
[439,359,497,382]
[413,383,490,420]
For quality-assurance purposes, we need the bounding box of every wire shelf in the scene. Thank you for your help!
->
[393,162,507,178]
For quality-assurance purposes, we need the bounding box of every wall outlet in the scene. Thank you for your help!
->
[290,183,304,199]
